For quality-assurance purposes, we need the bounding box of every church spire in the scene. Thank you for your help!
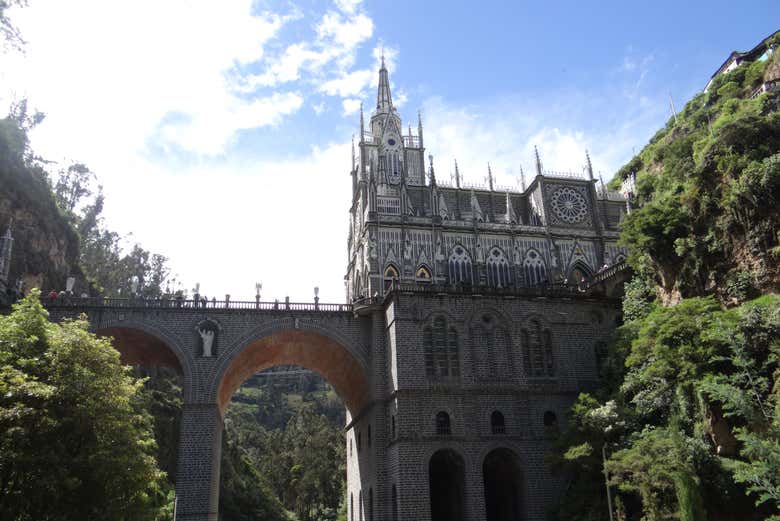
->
[376,54,393,113]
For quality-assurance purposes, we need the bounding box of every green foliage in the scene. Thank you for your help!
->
[616,52,780,299]
[0,290,168,520]
[216,372,346,521]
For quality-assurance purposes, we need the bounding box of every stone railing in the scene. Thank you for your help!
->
[588,261,629,286]
[41,296,354,313]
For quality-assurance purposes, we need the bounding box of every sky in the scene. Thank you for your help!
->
[1,0,777,302]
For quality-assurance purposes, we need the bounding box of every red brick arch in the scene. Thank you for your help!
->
[98,326,183,373]
[216,329,370,417]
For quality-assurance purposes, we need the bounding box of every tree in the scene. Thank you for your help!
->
[0,291,169,520]
[1,0,27,51]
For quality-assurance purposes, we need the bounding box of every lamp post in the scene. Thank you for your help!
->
[314,286,320,310]
[255,282,262,309]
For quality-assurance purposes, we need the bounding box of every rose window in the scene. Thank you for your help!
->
[550,187,588,223]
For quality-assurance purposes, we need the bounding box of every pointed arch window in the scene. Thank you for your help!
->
[523,249,547,287]
[415,265,432,282]
[424,317,460,378]
[486,247,511,288]
[448,246,473,285]
[521,319,555,377]
[568,261,593,286]
[384,264,400,291]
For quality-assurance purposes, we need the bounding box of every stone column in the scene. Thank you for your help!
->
[174,403,223,521]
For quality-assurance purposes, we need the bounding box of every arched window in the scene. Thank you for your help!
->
[521,320,555,377]
[448,245,473,285]
[436,411,451,435]
[522,249,547,286]
[486,247,512,288]
[491,411,505,434]
[568,261,593,286]
[424,317,460,378]
[415,265,432,282]
[384,264,400,291]
[471,314,512,380]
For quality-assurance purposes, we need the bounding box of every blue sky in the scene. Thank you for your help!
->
[1,0,777,301]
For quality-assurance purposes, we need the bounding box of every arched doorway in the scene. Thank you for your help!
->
[483,448,523,521]
[429,449,466,521]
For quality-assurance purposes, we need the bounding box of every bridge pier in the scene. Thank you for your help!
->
[174,403,223,521]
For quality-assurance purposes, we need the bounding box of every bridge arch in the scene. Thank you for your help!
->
[94,320,194,401]
[210,318,370,417]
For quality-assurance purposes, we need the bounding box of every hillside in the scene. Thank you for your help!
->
[612,34,780,303]
[550,33,780,521]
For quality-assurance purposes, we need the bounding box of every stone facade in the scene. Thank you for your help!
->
[41,61,630,521]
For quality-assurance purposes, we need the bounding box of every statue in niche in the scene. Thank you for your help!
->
[368,234,378,259]
[476,242,485,263]
[403,236,412,261]
[197,325,217,357]
[513,240,522,265]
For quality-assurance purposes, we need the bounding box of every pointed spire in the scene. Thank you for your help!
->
[505,192,516,224]
[438,192,449,220]
[417,110,424,148]
[519,165,526,191]
[599,174,606,194]
[428,154,436,186]
[376,54,393,113]
[454,159,461,189]
[487,163,494,191]
[585,150,594,180]
[351,134,356,170]
[470,190,483,222]
[359,102,365,140]
[534,146,543,176]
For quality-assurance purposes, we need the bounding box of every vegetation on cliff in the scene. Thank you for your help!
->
[553,34,780,521]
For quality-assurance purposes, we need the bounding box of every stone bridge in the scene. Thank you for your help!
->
[45,296,379,520]
[43,276,626,521]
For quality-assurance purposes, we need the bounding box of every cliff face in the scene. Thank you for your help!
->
[0,118,83,294]
[614,42,780,303]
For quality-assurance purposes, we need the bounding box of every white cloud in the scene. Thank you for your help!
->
[2,0,301,160]
[98,142,353,303]
[158,92,304,155]
[320,69,373,97]
[342,98,362,116]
